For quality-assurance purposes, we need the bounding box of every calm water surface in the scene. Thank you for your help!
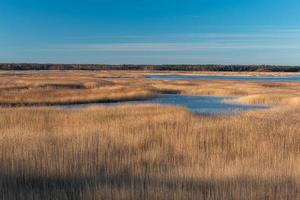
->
[146,74,300,82]
[63,74,293,114]
[64,94,269,115]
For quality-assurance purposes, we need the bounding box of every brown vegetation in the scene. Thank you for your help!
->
[0,70,299,199]
[0,71,152,106]
[149,79,300,106]
[0,70,299,106]
[0,105,299,199]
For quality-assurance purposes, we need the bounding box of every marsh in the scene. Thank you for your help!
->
[0,70,299,200]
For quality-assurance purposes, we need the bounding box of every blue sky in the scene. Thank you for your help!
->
[1,0,300,64]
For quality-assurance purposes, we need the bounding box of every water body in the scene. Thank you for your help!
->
[63,94,269,115]
[146,74,300,82]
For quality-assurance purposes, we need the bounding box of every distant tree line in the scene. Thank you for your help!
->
[0,63,299,72]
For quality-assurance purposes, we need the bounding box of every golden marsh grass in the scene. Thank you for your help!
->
[148,79,300,106]
[0,71,152,106]
[0,70,299,199]
[0,105,299,199]
[0,70,299,106]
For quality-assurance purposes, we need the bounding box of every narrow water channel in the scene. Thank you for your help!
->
[62,94,269,115]
[146,74,300,82]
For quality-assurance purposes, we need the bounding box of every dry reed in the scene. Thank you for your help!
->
[0,105,299,199]
[0,70,299,199]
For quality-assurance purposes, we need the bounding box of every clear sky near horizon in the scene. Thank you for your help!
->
[1,0,300,65]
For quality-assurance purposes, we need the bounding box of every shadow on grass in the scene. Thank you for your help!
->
[0,171,299,200]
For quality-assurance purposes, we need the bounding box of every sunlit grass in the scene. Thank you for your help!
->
[150,79,300,106]
[0,71,153,105]
[0,71,299,106]
[0,70,299,199]
[0,105,299,199]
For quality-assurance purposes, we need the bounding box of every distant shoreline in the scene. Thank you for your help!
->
[0,63,300,72]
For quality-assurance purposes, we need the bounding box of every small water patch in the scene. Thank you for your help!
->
[63,94,269,115]
[146,74,300,82]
